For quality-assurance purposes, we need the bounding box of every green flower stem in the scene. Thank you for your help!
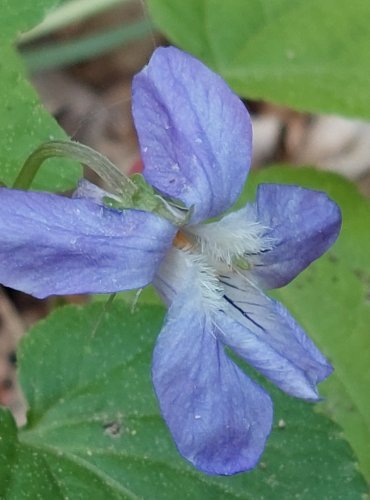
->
[13,140,188,226]
[12,140,136,199]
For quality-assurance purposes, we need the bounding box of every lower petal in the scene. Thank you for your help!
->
[152,287,272,475]
[218,274,332,400]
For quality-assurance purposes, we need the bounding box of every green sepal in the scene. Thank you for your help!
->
[104,173,190,226]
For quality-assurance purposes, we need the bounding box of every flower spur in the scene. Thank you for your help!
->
[0,47,341,475]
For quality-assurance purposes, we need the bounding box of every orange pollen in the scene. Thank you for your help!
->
[173,231,194,251]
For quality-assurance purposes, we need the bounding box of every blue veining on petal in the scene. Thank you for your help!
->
[217,274,332,400]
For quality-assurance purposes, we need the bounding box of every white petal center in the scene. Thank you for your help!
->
[155,208,271,312]
[186,207,272,270]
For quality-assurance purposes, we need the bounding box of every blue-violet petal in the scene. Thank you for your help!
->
[0,188,175,298]
[247,183,341,289]
[218,274,332,400]
[132,46,252,224]
[152,285,272,475]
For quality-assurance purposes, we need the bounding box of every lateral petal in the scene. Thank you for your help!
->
[0,188,175,298]
[152,284,272,475]
[247,184,341,289]
[218,274,332,400]
[132,46,252,223]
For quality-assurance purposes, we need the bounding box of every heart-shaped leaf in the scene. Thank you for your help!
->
[0,301,366,498]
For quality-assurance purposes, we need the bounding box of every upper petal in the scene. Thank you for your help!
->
[152,285,272,475]
[0,188,175,298]
[218,274,332,400]
[132,46,252,223]
[246,184,342,289]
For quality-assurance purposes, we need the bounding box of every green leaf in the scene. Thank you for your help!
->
[148,0,370,119]
[0,0,80,190]
[1,301,367,498]
[240,167,370,481]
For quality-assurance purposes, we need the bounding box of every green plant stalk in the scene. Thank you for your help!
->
[12,140,136,198]
[13,140,188,226]
[19,0,130,43]
[22,19,153,72]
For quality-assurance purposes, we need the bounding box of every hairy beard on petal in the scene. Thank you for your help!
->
[186,208,274,270]
[154,206,275,315]
[153,248,224,313]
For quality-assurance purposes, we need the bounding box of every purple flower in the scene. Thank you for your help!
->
[0,47,341,475]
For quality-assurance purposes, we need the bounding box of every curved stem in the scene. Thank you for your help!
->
[13,140,188,226]
[13,140,136,197]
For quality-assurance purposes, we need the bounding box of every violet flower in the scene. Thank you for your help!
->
[0,47,341,475]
